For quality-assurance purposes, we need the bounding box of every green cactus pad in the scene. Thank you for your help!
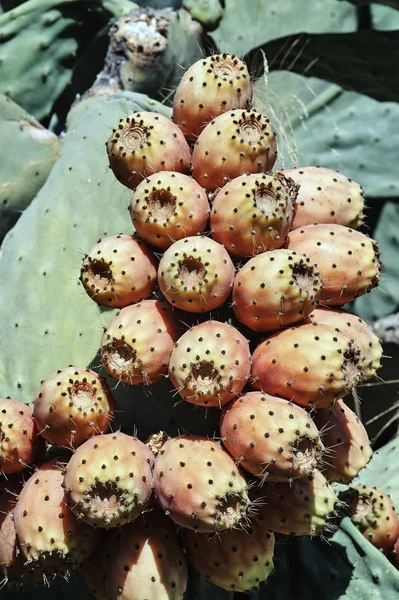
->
[0,0,135,120]
[0,93,61,241]
[246,29,399,103]
[210,0,356,57]
[183,0,224,30]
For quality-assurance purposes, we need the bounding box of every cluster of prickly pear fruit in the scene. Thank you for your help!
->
[1,51,396,598]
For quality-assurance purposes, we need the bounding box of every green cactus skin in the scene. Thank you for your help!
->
[251,322,365,408]
[173,53,252,141]
[183,520,275,592]
[153,435,252,533]
[158,236,235,313]
[220,391,324,482]
[168,320,251,407]
[210,173,297,258]
[13,457,100,580]
[232,250,321,332]
[80,234,158,308]
[63,432,154,528]
[286,224,381,306]
[129,171,210,250]
[191,110,277,192]
[0,92,169,401]
[84,508,188,599]
[0,0,135,120]
[183,0,224,31]
[0,93,61,241]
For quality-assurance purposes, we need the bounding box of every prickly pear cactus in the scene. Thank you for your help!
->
[0,0,135,119]
[2,1,399,599]
[0,94,61,241]
[0,90,220,439]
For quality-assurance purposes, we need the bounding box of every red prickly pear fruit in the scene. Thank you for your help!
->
[33,366,114,449]
[281,166,365,230]
[80,234,157,308]
[13,457,99,579]
[106,112,191,190]
[158,236,235,313]
[153,434,252,533]
[100,299,178,385]
[210,172,298,258]
[173,53,253,142]
[309,307,382,380]
[84,509,188,600]
[232,249,321,333]
[0,397,44,475]
[182,519,275,592]
[254,469,339,536]
[313,400,372,484]
[251,322,365,408]
[340,485,399,554]
[0,475,25,582]
[168,321,251,407]
[220,391,324,482]
[191,110,277,192]
[285,224,381,305]
[63,432,154,528]
[129,171,210,250]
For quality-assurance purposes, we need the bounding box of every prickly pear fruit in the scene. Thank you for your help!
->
[313,400,372,483]
[0,475,24,582]
[183,519,275,592]
[251,322,365,408]
[340,486,399,554]
[191,110,277,192]
[232,249,321,332]
[173,53,253,141]
[129,171,210,250]
[85,509,188,600]
[153,434,251,532]
[285,224,381,305]
[282,166,365,230]
[32,366,114,449]
[101,299,178,385]
[80,234,158,308]
[158,236,235,312]
[0,397,44,475]
[106,112,191,190]
[13,458,99,578]
[210,172,297,257]
[220,391,324,482]
[255,469,338,536]
[309,307,382,380]
[63,432,154,528]
[168,320,251,407]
